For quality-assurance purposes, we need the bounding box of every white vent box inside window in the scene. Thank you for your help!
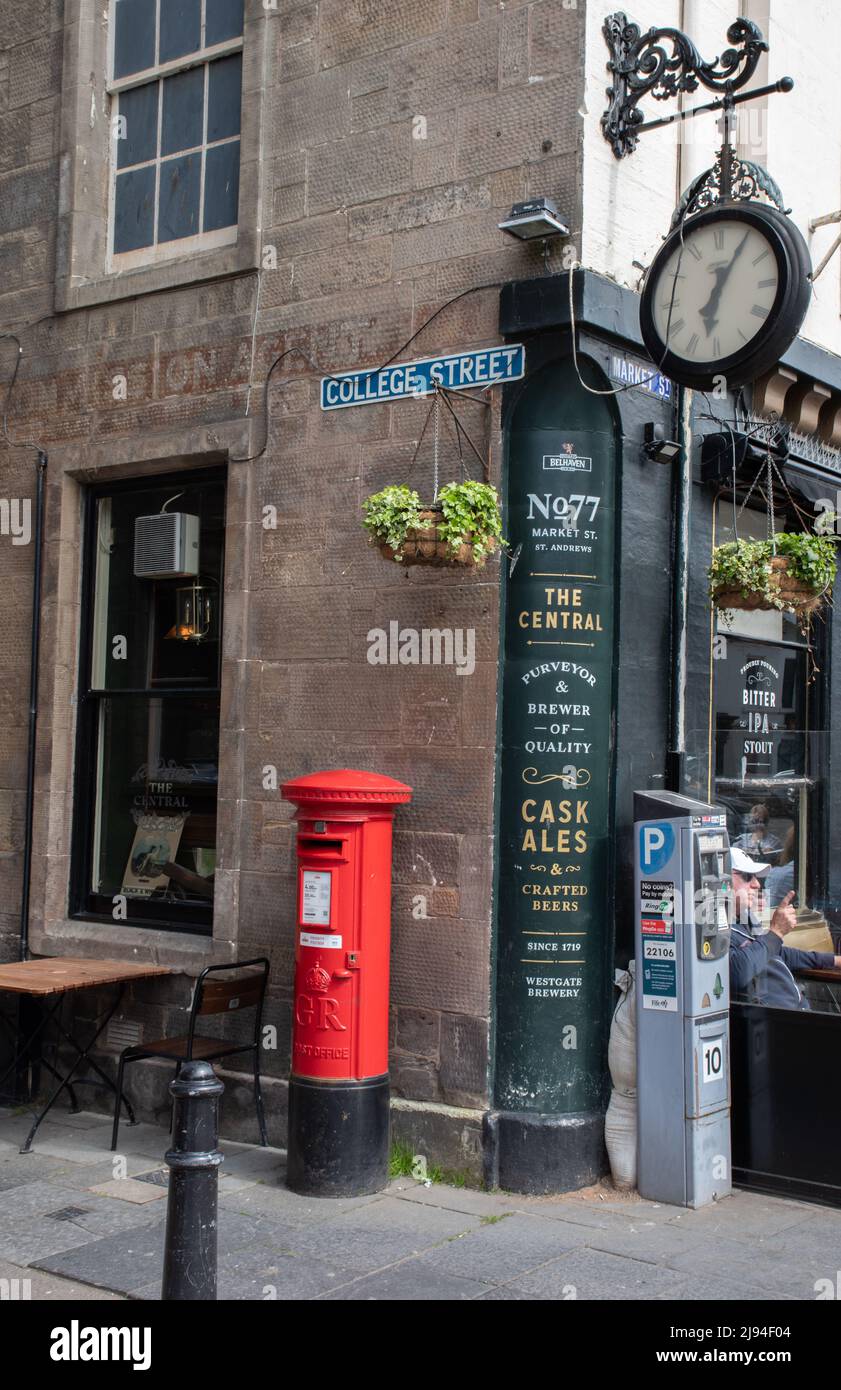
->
[134,512,199,579]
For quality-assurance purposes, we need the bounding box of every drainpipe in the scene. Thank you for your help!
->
[666,0,691,794]
[19,450,47,960]
[667,387,693,792]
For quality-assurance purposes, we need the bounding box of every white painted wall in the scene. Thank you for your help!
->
[582,0,841,359]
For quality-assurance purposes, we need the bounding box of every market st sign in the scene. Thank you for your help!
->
[320,345,525,410]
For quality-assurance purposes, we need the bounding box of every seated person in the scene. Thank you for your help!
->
[732,803,783,864]
[765,826,795,908]
[729,846,841,1010]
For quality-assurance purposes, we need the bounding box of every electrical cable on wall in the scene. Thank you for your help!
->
[229,281,514,465]
[1,333,48,455]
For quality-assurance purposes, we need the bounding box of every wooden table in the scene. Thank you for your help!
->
[0,957,171,1153]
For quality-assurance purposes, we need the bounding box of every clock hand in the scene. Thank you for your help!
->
[698,267,728,336]
[699,229,751,335]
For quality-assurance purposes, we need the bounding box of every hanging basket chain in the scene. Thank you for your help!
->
[735,445,825,538]
[439,389,488,481]
[433,388,440,502]
[766,443,776,556]
[407,383,492,499]
[408,392,439,479]
[437,388,466,482]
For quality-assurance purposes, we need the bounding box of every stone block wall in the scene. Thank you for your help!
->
[0,1,585,1145]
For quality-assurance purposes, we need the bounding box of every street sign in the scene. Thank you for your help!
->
[609,351,672,400]
[320,345,526,410]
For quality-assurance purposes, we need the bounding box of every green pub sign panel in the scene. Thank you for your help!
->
[496,359,617,1115]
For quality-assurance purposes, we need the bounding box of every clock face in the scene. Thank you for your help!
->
[652,218,780,365]
[640,204,812,392]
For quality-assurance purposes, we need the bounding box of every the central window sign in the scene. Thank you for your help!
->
[320,345,526,410]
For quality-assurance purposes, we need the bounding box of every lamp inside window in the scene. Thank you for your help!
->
[165,579,216,643]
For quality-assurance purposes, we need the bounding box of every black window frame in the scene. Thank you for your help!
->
[70,466,227,935]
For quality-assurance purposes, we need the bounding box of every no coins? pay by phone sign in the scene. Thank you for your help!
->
[639,823,678,1012]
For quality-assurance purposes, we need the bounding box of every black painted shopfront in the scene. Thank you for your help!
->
[488,269,841,1204]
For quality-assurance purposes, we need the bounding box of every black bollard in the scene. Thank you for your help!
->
[161,1060,224,1301]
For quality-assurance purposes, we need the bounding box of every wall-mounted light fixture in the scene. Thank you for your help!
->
[642,422,682,465]
[498,197,569,242]
[165,579,215,642]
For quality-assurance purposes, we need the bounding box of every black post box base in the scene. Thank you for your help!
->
[287,1074,389,1198]
[483,1108,608,1195]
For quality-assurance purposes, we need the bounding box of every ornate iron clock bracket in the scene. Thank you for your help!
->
[602,11,768,159]
[669,136,789,230]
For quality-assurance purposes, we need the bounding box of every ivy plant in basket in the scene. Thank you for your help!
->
[709,531,837,621]
[362,481,505,568]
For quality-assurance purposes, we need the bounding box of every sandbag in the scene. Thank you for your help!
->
[604,1087,636,1190]
[608,962,636,1095]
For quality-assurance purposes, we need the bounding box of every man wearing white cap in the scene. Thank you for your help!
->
[729,846,841,1009]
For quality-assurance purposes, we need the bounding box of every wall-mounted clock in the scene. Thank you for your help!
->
[639,202,812,392]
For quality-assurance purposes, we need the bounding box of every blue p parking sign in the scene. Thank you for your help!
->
[639,821,675,875]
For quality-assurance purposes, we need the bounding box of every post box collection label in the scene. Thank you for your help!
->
[496,370,617,1116]
[301,870,332,925]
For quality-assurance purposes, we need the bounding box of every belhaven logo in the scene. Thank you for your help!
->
[542,446,592,472]
[50,1321,151,1371]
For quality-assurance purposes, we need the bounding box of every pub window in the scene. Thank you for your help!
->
[713,498,836,1007]
[109,0,244,265]
[71,471,225,933]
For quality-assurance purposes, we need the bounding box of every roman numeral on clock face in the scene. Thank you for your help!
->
[669,318,685,335]
[686,333,700,354]
[685,243,702,261]
[713,227,725,250]
[751,304,768,318]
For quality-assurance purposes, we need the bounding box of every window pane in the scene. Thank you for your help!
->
[80,477,225,929]
[114,166,156,253]
[117,82,159,169]
[207,54,242,143]
[114,0,156,78]
[90,481,225,689]
[89,488,157,687]
[205,0,244,45]
[158,152,201,241]
[93,695,218,909]
[159,0,202,64]
[161,66,204,156]
[203,140,239,231]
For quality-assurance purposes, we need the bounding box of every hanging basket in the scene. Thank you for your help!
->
[712,556,827,616]
[363,483,504,569]
[376,508,492,567]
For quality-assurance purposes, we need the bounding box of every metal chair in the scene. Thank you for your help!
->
[110,957,270,1151]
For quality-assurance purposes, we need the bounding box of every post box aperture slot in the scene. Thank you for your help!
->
[297,837,347,859]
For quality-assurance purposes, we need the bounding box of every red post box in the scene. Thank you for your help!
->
[281,769,412,1196]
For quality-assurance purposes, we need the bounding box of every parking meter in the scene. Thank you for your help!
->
[633,790,732,1207]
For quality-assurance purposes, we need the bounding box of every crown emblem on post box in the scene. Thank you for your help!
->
[305,961,331,993]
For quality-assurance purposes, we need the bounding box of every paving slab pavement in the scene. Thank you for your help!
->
[0,1107,836,1302]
